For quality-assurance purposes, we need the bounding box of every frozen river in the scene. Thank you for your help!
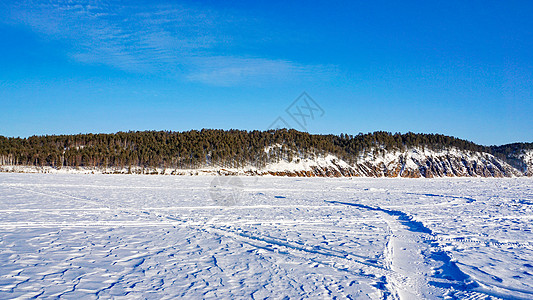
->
[0,174,532,299]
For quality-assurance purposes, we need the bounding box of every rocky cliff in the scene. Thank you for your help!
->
[502,149,533,176]
[255,147,523,178]
[491,144,533,177]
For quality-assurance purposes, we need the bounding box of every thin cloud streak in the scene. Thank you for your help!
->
[2,0,337,85]
[186,56,337,86]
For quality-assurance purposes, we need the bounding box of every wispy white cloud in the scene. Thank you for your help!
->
[186,56,336,86]
[2,0,337,85]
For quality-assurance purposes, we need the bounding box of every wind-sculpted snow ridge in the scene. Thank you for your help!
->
[0,147,527,178]
[0,174,531,299]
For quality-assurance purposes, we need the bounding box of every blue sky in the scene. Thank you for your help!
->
[0,0,531,145]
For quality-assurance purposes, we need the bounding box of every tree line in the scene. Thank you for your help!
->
[0,129,504,169]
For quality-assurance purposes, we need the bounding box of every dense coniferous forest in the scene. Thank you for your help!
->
[0,129,522,170]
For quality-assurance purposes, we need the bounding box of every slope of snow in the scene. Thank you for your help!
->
[261,154,348,172]
[0,174,531,299]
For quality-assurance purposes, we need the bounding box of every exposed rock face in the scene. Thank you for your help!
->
[257,148,523,178]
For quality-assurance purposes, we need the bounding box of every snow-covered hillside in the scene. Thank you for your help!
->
[0,174,531,299]
[491,144,533,177]
[0,147,528,177]
[258,147,522,178]
[515,149,533,176]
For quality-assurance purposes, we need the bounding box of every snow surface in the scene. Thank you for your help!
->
[0,174,532,299]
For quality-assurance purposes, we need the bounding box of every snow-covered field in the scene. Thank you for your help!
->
[0,174,532,299]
